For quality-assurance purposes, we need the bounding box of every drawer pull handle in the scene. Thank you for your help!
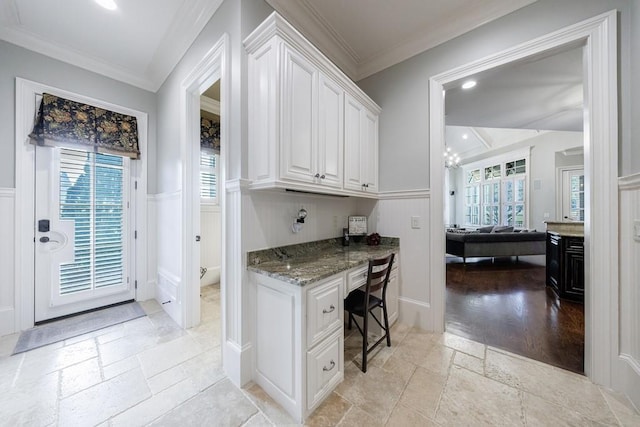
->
[323,360,336,372]
[322,305,335,314]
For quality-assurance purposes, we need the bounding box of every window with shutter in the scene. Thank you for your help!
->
[59,148,125,294]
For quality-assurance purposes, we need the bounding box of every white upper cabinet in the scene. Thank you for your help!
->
[245,12,380,197]
[281,46,318,184]
[344,94,379,193]
[317,74,344,189]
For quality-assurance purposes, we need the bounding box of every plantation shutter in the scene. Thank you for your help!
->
[59,148,125,294]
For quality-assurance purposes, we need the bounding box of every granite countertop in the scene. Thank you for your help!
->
[545,221,584,237]
[247,237,399,286]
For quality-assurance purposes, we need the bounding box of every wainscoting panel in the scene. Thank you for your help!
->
[0,188,15,336]
[144,195,158,302]
[155,191,182,326]
[376,194,432,330]
[617,173,640,408]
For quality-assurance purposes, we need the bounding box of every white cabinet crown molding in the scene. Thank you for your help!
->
[243,11,380,115]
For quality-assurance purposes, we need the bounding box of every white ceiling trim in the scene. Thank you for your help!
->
[356,0,537,80]
[200,95,220,115]
[146,0,224,90]
[265,0,358,79]
[267,0,537,82]
[0,0,223,92]
[0,25,154,90]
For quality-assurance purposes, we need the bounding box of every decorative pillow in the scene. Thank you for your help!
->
[491,226,514,233]
[477,225,494,233]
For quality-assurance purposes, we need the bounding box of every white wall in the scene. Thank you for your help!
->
[376,196,431,330]
[243,191,377,252]
[451,131,583,231]
[0,189,15,336]
[200,204,221,286]
[617,173,640,407]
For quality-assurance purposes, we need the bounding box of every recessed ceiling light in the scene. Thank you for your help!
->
[462,134,468,140]
[95,0,117,10]
[461,80,477,90]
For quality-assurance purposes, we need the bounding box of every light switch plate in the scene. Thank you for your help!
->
[411,216,421,229]
[634,220,640,242]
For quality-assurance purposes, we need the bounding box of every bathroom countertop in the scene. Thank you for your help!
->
[247,238,399,286]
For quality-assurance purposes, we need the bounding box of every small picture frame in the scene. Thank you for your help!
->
[348,216,368,236]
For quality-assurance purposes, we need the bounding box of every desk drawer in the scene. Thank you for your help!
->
[346,266,368,297]
[306,329,343,411]
[307,276,343,349]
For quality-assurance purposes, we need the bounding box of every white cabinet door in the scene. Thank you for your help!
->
[344,94,364,191]
[362,110,379,192]
[344,94,378,193]
[317,74,344,189]
[281,46,317,184]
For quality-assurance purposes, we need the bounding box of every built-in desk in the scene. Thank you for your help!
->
[545,222,584,303]
[247,238,399,422]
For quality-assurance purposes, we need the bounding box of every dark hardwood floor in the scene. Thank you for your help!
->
[445,257,585,374]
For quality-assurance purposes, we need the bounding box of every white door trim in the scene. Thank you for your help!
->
[556,166,584,220]
[429,10,618,387]
[14,78,148,331]
[178,33,230,365]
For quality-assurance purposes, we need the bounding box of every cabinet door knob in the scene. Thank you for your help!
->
[314,173,320,178]
[320,174,325,179]
[322,360,336,372]
[322,304,335,314]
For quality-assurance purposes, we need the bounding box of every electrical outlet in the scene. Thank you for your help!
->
[543,212,550,219]
[411,216,421,229]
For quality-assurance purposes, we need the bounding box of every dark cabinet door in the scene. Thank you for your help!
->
[563,238,584,301]
[546,233,561,293]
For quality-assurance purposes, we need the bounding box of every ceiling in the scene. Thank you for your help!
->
[265,0,537,81]
[1,0,581,142]
[0,0,223,91]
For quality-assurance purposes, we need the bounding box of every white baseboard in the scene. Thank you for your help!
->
[224,340,253,387]
[398,297,433,331]
[157,269,182,326]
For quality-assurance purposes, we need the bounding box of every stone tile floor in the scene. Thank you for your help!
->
[1,283,638,426]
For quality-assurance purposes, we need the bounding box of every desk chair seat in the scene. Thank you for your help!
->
[344,253,395,373]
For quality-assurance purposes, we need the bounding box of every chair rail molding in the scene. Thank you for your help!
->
[429,10,618,389]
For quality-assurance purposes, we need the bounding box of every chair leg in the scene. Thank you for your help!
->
[348,312,352,330]
[382,304,391,347]
[362,311,369,373]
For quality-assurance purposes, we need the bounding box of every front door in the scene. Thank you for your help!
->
[34,145,134,322]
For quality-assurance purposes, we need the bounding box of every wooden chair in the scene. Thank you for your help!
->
[344,253,395,372]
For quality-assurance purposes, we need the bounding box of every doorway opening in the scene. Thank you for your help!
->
[442,47,586,373]
[429,11,619,385]
[196,79,223,349]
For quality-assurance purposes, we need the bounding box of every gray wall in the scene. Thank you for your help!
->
[155,0,274,194]
[0,40,157,190]
[358,0,636,192]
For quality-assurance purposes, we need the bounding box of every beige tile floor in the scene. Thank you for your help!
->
[1,284,638,426]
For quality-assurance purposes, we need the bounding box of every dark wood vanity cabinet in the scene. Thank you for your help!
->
[546,232,584,303]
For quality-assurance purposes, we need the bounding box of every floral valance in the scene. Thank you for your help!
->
[30,93,140,159]
[201,117,220,153]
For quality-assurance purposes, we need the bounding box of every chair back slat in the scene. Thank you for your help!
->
[366,253,394,294]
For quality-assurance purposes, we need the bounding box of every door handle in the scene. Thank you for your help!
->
[195,235,201,242]
[39,236,59,243]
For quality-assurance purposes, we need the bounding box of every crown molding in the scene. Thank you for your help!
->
[0,0,223,92]
[0,26,155,90]
[200,96,220,115]
[264,0,358,80]
[146,0,224,90]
